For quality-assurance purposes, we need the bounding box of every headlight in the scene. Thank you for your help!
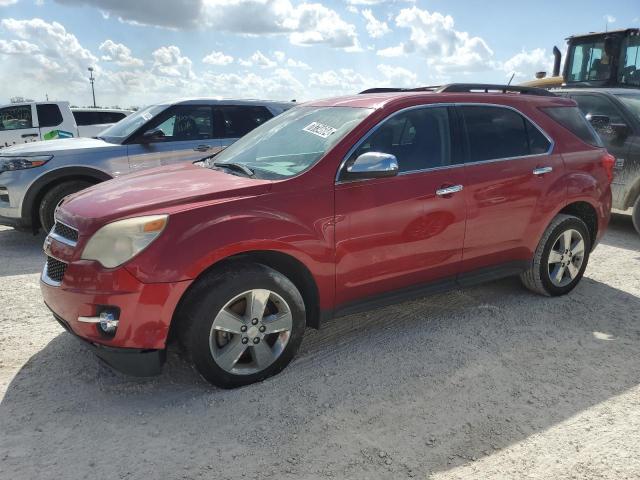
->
[0,155,52,172]
[81,215,168,268]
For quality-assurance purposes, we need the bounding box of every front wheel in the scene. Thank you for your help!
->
[38,180,93,232]
[179,263,306,388]
[520,214,591,296]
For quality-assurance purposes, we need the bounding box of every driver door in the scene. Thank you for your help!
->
[333,106,467,308]
[126,105,222,171]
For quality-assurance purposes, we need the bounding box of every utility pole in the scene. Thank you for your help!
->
[88,66,96,107]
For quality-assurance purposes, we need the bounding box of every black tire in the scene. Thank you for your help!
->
[178,263,306,388]
[633,195,640,236]
[520,214,591,296]
[38,180,93,232]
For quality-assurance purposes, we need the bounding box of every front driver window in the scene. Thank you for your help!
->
[149,106,213,142]
[349,107,451,173]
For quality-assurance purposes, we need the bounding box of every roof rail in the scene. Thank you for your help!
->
[359,83,555,97]
[434,83,555,96]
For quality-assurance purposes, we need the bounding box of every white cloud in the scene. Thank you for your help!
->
[202,50,234,66]
[378,7,494,74]
[309,68,374,94]
[502,48,553,80]
[238,50,310,70]
[604,14,616,24]
[377,44,405,57]
[377,64,417,87]
[56,0,359,50]
[0,39,39,54]
[99,39,143,67]
[362,9,390,39]
[0,0,18,5]
[347,0,414,4]
[239,50,277,68]
[203,67,304,100]
[151,45,194,78]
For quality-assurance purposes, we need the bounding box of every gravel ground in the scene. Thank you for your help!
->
[0,214,639,480]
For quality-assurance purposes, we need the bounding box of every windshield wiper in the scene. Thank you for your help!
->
[213,161,255,177]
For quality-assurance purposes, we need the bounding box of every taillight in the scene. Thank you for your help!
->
[601,152,615,184]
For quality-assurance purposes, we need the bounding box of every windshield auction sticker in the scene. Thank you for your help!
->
[303,122,337,138]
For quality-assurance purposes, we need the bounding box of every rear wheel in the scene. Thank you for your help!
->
[38,180,93,232]
[179,263,306,388]
[632,195,640,236]
[520,214,591,296]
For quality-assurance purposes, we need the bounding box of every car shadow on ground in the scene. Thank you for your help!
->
[602,212,639,251]
[1,273,639,478]
[0,227,46,277]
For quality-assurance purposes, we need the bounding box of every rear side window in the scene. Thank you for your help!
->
[99,112,127,124]
[460,106,551,162]
[36,104,63,128]
[73,111,94,126]
[0,105,33,131]
[216,106,274,138]
[540,106,603,147]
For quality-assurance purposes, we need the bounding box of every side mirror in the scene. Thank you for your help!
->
[140,128,165,143]
[343,152,399,181]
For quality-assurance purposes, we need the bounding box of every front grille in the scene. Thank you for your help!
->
[53,221,79,243]
[46,256,67,283]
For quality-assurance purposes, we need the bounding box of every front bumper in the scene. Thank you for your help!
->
[40,259,192,375]
[49,308,166,376]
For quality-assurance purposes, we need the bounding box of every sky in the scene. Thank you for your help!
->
[0,0,639,108]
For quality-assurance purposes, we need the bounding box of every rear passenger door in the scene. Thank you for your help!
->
[214,105,274,147]
[127,105,222,170]
[458,105,563,276]
[334,106,467,307]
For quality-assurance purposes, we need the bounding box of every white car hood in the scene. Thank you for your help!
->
[0,137,120,155]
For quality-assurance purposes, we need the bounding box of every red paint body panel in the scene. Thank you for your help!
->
[41,259,190,349]
[41,91,612,353]
[334,168,467,305]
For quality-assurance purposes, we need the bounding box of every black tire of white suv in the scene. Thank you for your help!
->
[39,180,93,233]
[178,263,306,388]
[520,214,592,296]
[632,195,640,236]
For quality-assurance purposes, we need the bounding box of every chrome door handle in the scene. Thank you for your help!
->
[436,184,463,196]
[533,166,553,176]
[194,144,212,152]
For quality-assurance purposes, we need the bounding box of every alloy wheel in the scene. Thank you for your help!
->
[209,289,293,375]
[547,228,585,287]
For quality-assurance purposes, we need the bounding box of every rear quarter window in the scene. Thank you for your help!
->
[36,104,63,128]
[540,106,603,147]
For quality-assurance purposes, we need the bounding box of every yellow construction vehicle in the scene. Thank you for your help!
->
[522,28,640,89]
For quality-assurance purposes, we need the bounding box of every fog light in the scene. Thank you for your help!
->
[99,312,119,334]
[78,309,120,337]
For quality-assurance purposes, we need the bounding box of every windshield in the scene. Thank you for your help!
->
[615,93,640,120]
[619,35,640,87]
[567,39,611,83]
[208,106,372,179]
[98,104,167,143]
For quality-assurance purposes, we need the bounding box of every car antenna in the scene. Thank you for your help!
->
[507,72,515,86]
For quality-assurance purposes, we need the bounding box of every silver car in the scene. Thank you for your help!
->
[0,98,293,232]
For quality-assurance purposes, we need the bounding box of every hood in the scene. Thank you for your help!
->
[56,163,272,232]
[0,137,120,155]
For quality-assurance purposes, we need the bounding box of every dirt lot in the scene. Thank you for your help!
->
[0,215,639,480]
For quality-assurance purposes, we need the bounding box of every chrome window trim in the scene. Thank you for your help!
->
[335,102,555,185]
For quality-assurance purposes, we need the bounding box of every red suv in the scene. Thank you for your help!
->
[40,84,613,388]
